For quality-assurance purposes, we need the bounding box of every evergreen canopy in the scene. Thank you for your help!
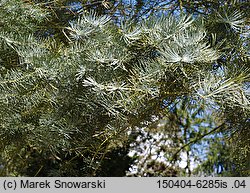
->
[0,0,249,176]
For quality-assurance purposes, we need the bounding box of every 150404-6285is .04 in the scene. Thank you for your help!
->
[157,179,246,189]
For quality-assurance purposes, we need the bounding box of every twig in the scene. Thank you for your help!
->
[169,122,226,164]
[34,165,44,177]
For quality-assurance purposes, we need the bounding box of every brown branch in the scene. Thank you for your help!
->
[169,122,226,164]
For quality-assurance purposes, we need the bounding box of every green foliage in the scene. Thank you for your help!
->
[0,0,249,176]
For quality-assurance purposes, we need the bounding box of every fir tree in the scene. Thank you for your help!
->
[0,0,249,176]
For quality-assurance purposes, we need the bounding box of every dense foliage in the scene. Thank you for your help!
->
[0,0,249,176]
